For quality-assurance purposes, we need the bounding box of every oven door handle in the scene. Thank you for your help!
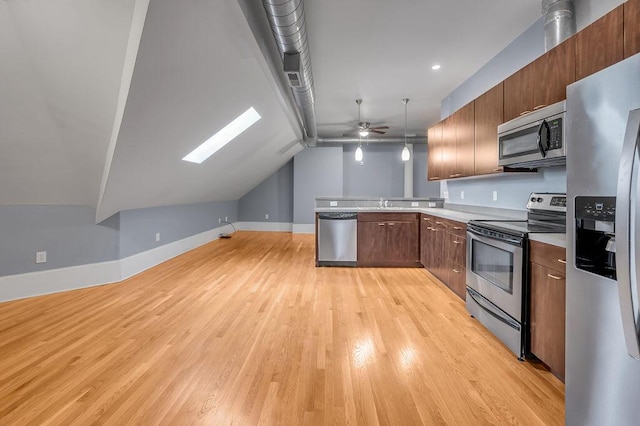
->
[466,228,524,248]
[467,288,520,330]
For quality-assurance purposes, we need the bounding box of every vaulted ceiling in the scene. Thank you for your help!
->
[0,0,542,222]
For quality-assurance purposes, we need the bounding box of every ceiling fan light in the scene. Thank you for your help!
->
[359,130,369,137]
[401,145,411,162]
[355,146,363,162]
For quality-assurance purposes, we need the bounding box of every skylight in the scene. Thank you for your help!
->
[182,107,261,164]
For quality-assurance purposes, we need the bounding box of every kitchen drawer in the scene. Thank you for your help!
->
[530,240,567,272]
[448,220,466,237]
[358,212,419,222]
[448,264,466,301]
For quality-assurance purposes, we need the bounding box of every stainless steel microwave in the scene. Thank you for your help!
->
[497,100,566,168]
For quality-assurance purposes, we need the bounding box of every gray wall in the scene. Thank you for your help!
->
[342,144,404,197]
[119,200,238,258]
[0,205,119,276]
[442,167,566,210]
[441,19,545,118]
[413,144,441,198]
[293,147,343,225]
[574,0,625,31]
[0,201,238,277]
[238,160,293,223]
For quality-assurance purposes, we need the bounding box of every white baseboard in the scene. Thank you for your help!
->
[292,224,315,234]
[236,221,292,232]
[0,260,121,303]
[0,223,236,303]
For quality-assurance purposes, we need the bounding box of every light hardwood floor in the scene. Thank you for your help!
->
[0,232,564,425]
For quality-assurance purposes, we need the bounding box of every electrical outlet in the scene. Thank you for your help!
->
[411,202,419,207]
[330,201,338,207]
[225,216,228,222]
[36,251,47,264]
[156,232,160,242]
[218,218,221,224]
[444,191,449,199]
[460,191,464,200]
[265,214,269,220]
[493,191,498,201]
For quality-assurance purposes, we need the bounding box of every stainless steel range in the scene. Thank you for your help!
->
[466,193,566,359]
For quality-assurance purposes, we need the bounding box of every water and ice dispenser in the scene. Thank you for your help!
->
[575,196,617,280]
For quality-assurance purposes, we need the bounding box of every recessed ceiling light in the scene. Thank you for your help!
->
[432,64,441,70]
[182,107,261,164]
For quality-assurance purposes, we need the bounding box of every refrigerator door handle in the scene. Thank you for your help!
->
[616,108,640,360]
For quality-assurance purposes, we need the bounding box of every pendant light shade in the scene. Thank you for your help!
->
[401,145,410,161]
[355,145,363,162]
[402,98,411,162]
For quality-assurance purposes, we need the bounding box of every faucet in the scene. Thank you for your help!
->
[384,200,389,208]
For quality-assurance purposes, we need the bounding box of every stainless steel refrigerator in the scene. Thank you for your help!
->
[567,53,640,425]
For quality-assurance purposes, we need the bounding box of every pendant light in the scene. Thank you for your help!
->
[355,99,364,162]
[401,98,411,162]
[355,144,363,162]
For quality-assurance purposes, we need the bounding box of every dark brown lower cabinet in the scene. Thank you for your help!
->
[529,240,566,381]
[357,213,419,267]
[357,221,387,264]
[420,214,467,301]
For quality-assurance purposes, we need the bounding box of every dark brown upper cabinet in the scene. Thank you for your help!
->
[625,0,640,58]
[474,82,504,175]
[533,37,576,109]
[503,62,535,122]
[427,121,443,181]
[441,114,456,180]
[576,5,624,81]
[454,101,475,178]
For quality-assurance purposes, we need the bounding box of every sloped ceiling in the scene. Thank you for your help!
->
[96,0,301,221]
[0,0,136,207]
[0,0,301,221]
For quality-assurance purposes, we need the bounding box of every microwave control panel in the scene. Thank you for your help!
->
[547,118,563,149]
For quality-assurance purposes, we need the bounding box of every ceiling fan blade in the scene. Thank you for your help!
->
[370,126,389,130]
[371,129,387,135]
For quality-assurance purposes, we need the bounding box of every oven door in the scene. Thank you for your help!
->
[466,230,524,321]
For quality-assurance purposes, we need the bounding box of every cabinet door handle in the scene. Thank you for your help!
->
[519,110,532,116]
[431,176,440,179]
[388,222,395,226]
[453,226,463,230]
[557,259,567,264]
[449,173,462,178]
[378,223,385,226]
[534,104,547,111]
[493,167,502,172]
[453,240,462,244]
[547,273,564,280]
[431,228,437,232]
[453,269,460,273]
[435,221,443,225]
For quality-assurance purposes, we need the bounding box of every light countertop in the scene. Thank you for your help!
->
[529,233,566,248]
[315,207,522,224]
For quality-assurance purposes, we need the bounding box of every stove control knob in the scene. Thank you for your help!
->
[530,197,536,202]
[536,197,543,202]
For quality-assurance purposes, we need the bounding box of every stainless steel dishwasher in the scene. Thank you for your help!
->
[316,212,358,266]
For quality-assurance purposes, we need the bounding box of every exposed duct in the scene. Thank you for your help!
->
[263,0,317,143]
[542,0,576,51]
[316,136,427,145]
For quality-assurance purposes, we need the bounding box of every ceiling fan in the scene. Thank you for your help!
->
[354,99,388,137]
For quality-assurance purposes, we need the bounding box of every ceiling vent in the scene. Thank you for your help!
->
[284,52,302,87]
[542,0,575,51]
